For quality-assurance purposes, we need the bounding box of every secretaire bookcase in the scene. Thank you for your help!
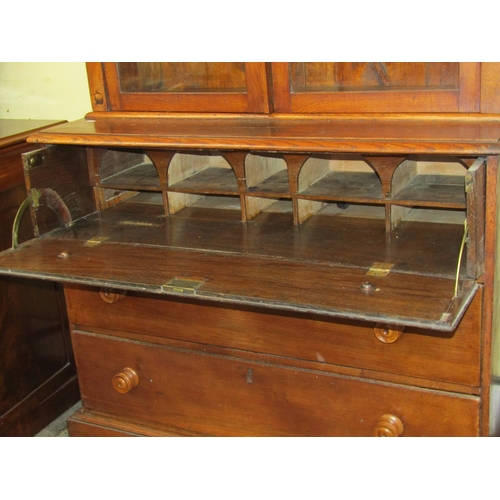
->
[1,62,500,436]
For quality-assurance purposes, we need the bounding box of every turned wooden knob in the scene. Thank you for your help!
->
[112,367,139,394]
[99,288,126,304]
[374,323,404,344]
[373,414,404,437]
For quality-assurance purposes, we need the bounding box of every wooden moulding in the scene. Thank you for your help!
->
[25,115,500,155]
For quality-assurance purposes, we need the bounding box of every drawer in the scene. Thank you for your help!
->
[72,330,480,436]
[66,285,482,389]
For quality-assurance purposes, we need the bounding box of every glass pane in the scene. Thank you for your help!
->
[117,63,247,93]
[290,63,460,92]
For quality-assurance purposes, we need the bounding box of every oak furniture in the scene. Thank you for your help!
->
[1,63,500,436]
[0,119,79,436]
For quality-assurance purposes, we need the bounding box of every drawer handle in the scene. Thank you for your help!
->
[99,289,126,304]
[374,323,404,344]
[112,367,139,394]
[373,414,404,437]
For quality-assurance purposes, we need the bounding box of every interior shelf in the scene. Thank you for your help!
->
[300,171,382,200]
[100,162,161,190]
[167,152,239,194]
[98,149,160,190]
[168,193,242,220]
[246,169,290,195]
[312,201,386,220]
[394,207,466,225]
[168,166,239,194]
[391,174,466,207]
[245,153,290,195]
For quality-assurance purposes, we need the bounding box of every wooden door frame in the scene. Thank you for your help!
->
[86,63,270,113]
[271,62,481,114]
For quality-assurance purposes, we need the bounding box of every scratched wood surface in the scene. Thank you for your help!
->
[0,218,476,331]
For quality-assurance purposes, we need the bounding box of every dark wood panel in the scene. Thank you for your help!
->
[0,129,79,436]
[24,145,96,236]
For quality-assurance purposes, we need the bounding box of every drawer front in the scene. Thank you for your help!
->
[73,331,480,436]
[66,286,482,388]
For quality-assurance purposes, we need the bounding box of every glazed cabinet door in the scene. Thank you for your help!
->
[272,62,481,113]
[90,63,271,113]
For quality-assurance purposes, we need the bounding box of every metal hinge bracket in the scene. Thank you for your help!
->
[161,277,206,295]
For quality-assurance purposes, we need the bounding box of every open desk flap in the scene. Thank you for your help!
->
[11,143,485,333]
[0,234,478,332]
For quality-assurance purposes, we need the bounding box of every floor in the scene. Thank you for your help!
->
[35,401,82,437]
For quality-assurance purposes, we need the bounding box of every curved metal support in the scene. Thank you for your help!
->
[12,192,36,250]
[454,219,469,297]
[12,188,72,250]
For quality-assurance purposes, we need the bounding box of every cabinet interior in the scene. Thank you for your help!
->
[1,144,483,331]
[86,148,477,277]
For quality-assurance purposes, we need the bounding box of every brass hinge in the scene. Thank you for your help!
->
[161,277,205,295]
[465,174,473,193]
[454,219,469,297]
[366,262,394,277]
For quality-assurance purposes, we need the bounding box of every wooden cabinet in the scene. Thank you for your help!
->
[0,120,80,436]
[1,64,500,436]
[88,62,498,114]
